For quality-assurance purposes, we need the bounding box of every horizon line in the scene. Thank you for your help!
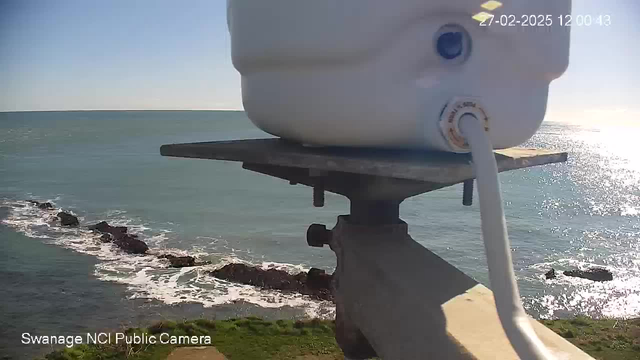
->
[0,108,245,113]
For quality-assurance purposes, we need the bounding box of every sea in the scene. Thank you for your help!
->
[1,110,639,359]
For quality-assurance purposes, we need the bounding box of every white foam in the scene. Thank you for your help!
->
[529,255,640,319]
[621,205,639,217]
[530,258,604,272]
[1,199,57,238]
[1,199,336,319]
[260,261,310,274]
[95,259,334,318]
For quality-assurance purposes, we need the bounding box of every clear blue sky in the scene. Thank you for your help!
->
[1,0,639,124]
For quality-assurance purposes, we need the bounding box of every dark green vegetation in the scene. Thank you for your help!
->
[542,317,640,360]
[40,317,342,360]
[40,317,640,360]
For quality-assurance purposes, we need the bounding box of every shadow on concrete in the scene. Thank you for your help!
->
[331,216,477,360]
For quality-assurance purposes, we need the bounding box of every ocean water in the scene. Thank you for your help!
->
[1,111,639,358]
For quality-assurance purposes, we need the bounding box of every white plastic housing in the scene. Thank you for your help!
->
[228,0,571,151]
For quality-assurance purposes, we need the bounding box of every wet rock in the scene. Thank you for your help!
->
[27,200,55,210]
[38,202,54,210]
[158,254,201,268]
[307,267,332,289]
[545,268,556,280]
[563,267,613,282]
[113,234,148,254]
[88,221,147,254]
[57,212,79,227]
[209,263,334,302]
[88,221,127,237]
[99,233,113,243]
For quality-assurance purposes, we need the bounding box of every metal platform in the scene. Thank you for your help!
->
[161,138,567,213]
[159,138,588,360]
[160,138,567,185]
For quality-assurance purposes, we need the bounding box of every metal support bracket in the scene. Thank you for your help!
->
[160,138,589,359]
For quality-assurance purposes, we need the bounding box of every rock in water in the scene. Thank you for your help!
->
[211,264,294,289]
[113,234,148,254]
[88,221,127,237]
[88,221,148,254]
[38,202,54,210]
[99,233,113,243]
[158,254,196,268]
[57,212,79,227]
[27,200,55,210]
[307,267,332,289]
[545,268,556,280]
[563,267,613,282]
[210,263,334,302]
[305,267,333,301]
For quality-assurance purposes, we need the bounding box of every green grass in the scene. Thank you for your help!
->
[39,317,640,360]
[541,317,640,360]
[40,317,342,360]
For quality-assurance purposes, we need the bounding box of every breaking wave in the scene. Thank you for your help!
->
[0,199,335,319]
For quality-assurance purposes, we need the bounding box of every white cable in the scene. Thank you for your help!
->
[459,114,553,360]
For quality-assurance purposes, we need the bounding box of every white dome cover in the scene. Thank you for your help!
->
[228,0,571,151]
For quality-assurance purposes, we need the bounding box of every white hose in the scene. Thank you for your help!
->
[458,114,553,360]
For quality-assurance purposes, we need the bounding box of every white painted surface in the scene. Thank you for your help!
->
[461,114,552,359]
[228,0,571,151]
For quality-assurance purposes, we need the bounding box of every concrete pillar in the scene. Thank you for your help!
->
[328,216,591,360]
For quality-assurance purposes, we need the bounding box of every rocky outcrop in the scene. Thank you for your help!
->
[113,234,149,254]
[27,200,55,210]
[39,202,54,210]
[545,268,556,280]
[209,263,333,302]
[159,254,195,267]
[563,267,613,282]
[57,212,79,227]
[307,268,332,290]
[88,221,127,237]
[88,221,148,254]
[157,254,212,268]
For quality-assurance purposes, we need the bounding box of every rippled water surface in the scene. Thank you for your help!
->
[1,111,638,357]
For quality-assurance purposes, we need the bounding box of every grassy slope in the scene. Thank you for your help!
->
[541,317,640,360]
[41,317,342,360]
[41,317,640,360]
